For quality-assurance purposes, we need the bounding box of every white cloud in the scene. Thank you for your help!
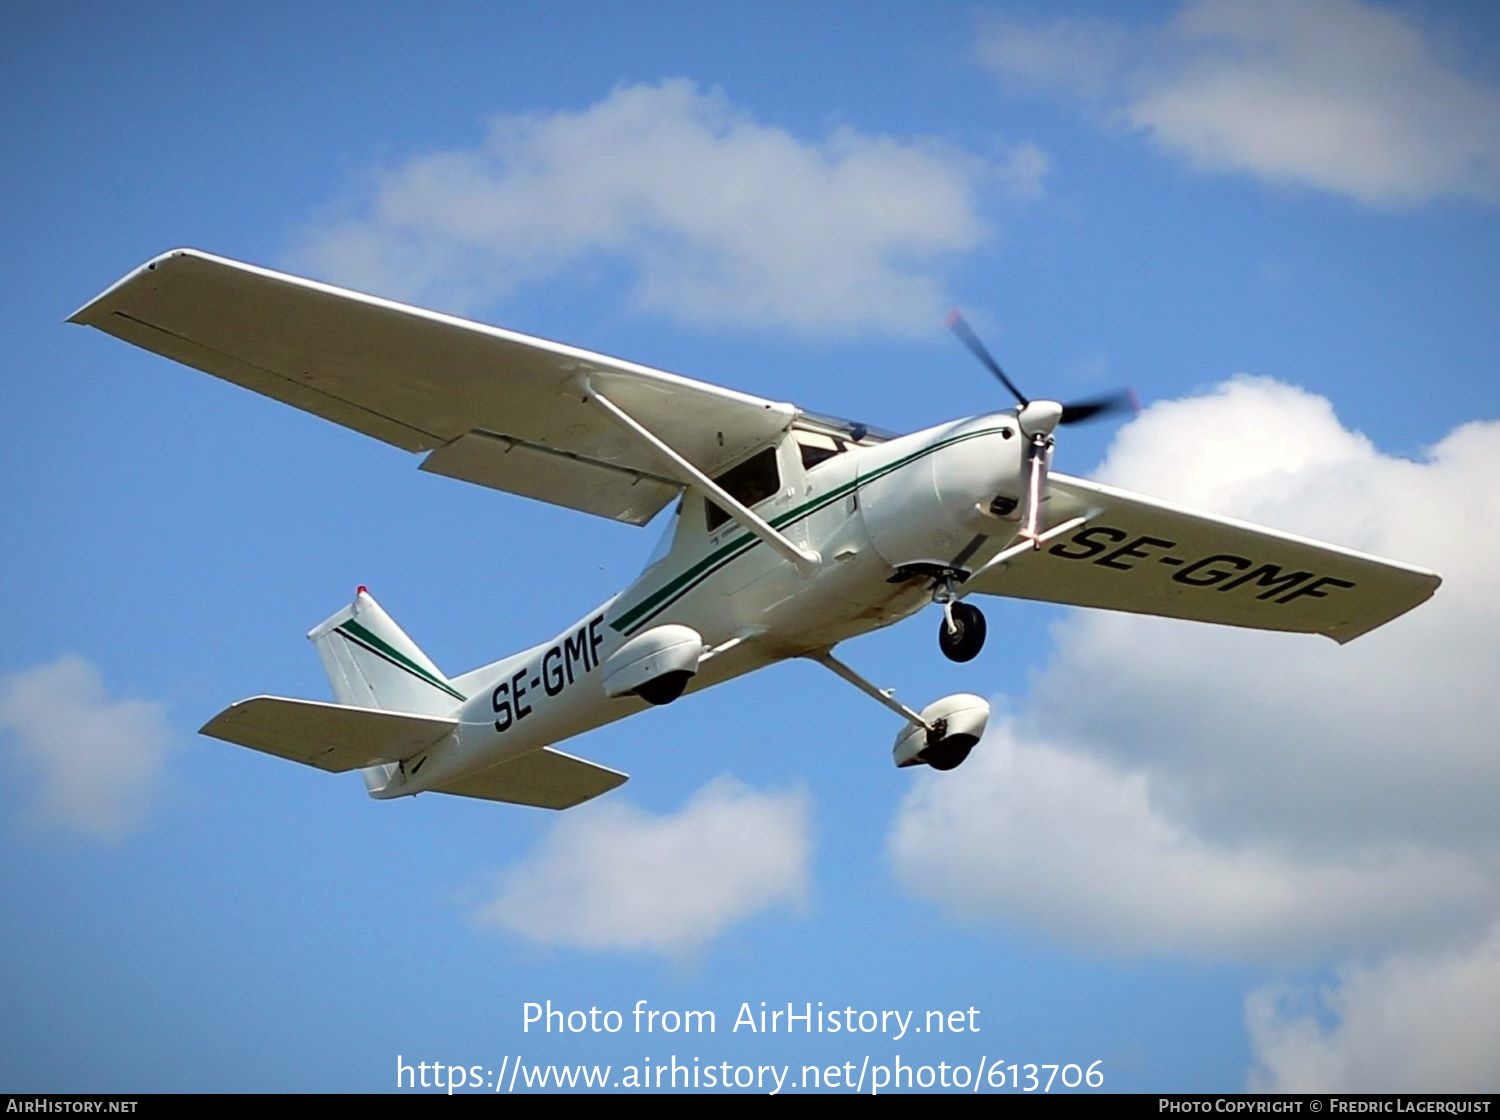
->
[1045,383,1500,854]
[889,378,1500,962]
[1247,923,1500,1091]
[992,140,1053,201]
[291,80,1019,333]
[0,656,175,840]
[979,16,1135,100]
[980,0,1500,206]
[476,776,811,956]
[891,717,1495,963]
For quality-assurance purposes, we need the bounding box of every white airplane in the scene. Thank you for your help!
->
[72,249,1441,810]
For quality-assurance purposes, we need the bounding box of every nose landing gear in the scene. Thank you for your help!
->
[938,601,986,663]
[933,572,987,662]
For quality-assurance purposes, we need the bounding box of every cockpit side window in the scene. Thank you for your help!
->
[705,446,780,531]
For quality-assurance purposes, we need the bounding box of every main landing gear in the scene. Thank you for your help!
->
[806,650,990,771]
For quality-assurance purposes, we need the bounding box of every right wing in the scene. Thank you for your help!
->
[70,249,798,526]
[964,473,1441,643]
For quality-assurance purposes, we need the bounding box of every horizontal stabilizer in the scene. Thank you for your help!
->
[201,696,456,773]
[430,748,627,810]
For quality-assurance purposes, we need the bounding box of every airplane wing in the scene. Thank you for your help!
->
[964,473,1441,643]
[69,249,797,525]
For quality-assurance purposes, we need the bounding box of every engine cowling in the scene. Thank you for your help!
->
[602,624,703,705]
[857,417,1022,571]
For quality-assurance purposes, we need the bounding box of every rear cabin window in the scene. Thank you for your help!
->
[705,446,781,531]
[795,432,844,471]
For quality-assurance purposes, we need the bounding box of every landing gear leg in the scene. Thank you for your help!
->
[803,649,989,771]
[805,649,932,729]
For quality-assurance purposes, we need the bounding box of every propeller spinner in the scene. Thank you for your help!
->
[946,309,1136,545]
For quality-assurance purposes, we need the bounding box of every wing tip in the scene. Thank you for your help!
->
[1325,570,1442,644]
[66,247,207,325]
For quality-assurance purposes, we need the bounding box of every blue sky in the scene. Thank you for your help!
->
[4,0,1499,1094]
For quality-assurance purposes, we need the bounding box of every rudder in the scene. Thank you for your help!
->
[307,588,464,716]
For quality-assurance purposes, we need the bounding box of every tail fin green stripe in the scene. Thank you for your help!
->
[337,619,467,702]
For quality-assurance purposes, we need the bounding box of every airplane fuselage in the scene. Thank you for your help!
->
[379,411,1026,796]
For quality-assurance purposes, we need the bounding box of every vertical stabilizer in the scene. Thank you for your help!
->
[307,588,465,717]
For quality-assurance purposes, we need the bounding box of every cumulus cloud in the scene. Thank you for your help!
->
[1247,924,1500,1091]
[892,717,1495,963]
[291,80,1023,333]
[889,378,1500,963]
[476,776,811,956]
[0,656,175,840]
[980,0,1500,205]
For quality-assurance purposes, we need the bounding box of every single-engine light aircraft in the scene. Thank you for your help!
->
[72,250,1441,810]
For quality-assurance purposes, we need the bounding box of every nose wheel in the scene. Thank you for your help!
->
[938,601,986,662]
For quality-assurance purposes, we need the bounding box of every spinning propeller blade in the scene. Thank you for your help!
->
[1059,389,1138,426]
[945,308,1029,407]
[945,309,1137,427]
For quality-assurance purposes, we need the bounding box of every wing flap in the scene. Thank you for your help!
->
[431,747,628,810]
[71,249,797,524]
[966,474,1441,643]
[201,696,457,773]
[419,430,679,526]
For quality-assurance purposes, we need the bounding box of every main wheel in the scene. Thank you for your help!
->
[635,670,692,706]
[922,733,978,771]
[938,602,986,662]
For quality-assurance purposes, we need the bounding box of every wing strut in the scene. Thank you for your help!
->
[956,515,1093,600]
[580,378,822,576]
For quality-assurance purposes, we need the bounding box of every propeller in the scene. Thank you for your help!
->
[945,308,1137,546]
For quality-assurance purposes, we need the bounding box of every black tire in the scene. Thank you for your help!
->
[922,733,978,771]
[635,670,692,706]
[938,601,986,662]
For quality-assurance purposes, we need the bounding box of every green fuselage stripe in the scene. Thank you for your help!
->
[338,618,468,702]
[610,426,1009,636]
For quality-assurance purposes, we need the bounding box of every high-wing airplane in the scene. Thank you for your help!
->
[71,249,1441,810]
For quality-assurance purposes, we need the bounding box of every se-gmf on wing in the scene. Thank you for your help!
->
[966,473,1440,643]
[69,248,796,526]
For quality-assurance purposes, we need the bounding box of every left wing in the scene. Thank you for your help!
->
[70,249,797,525]
[964,473,1440,643]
